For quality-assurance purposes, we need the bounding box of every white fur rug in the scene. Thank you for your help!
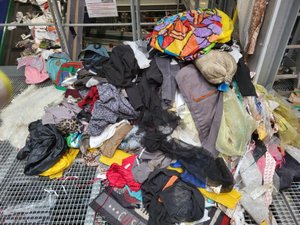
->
[0,85,64,149]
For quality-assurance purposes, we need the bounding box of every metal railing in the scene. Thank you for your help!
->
[0,0,200,59]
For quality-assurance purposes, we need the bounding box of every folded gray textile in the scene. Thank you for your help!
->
[155,56,180,109]
[132,149,173,183]
[175,64,223,157]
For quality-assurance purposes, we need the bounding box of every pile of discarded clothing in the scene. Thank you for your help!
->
[11,0,63,84]
[1,8,300,225]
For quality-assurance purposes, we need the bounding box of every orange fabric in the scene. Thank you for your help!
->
[181,35,199,57]
[158,176,179,203]
[47,26,56,32]
[208,34,221,42]
[162,176,179,191]
[192,90,218,102]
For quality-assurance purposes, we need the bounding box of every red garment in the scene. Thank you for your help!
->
[107,155,141,192]
[220,214,230,225]
[77,86,99,112]
[65,89,82,99]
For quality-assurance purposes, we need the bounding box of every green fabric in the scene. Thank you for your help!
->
[60,66,77,74]
[54,84,67,91]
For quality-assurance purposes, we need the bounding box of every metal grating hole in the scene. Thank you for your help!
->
[244,189,298,225]
[244,213,257,225]
[10,76,28,96]
[1,76,52,110]
[10,77,53,96]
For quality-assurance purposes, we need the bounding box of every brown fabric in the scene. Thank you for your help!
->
[246,0,268,55]
[100,123,133,158]
[80,123,132,166]
[79,133,90,156]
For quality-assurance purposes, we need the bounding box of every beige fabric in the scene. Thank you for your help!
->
[100,122,133,158]
[194,50,237,84]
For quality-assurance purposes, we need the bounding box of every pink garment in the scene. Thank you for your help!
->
[268,144,285,169]
[17,56,49,84]
[107,155,141,192]
[256,155,266,176]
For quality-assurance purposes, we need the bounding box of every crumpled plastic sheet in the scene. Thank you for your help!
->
[256,85,300,148]
[216,89,257,156]
[239,151,262,189]
[2,190,57,216]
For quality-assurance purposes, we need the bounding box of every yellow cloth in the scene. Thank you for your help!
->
[40,148,79,179]
[199,188,241,209]
[257,122,268,140]
[87,148,97,153]
[216,9,234,43]
[99,149,132,166]
[167,166,183,173]
[0,70,13,97]
[0,70,13,106]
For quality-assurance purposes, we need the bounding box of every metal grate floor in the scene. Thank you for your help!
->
[0,72,300,225]
[0,158,99,225]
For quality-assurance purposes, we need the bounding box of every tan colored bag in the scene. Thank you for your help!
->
[194,50,237,84]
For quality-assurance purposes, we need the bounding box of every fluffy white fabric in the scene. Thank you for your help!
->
[0,85,64,149]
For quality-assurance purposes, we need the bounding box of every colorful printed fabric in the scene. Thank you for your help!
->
[150,8,233,61]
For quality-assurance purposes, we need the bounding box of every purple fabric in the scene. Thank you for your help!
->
[42,101,82,125]
[194,27,213,38]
